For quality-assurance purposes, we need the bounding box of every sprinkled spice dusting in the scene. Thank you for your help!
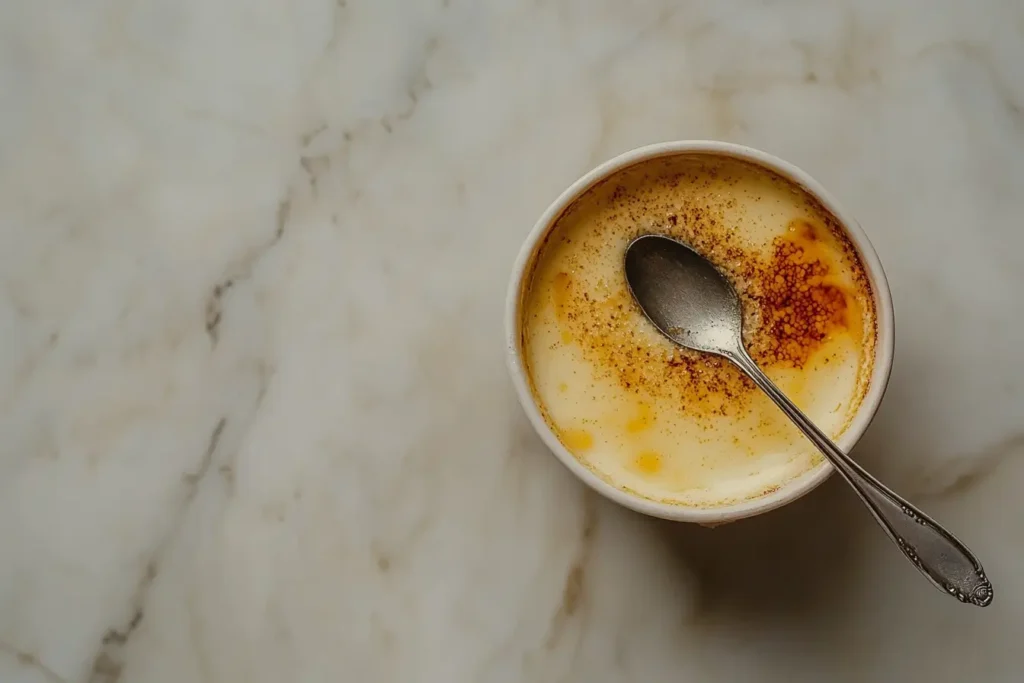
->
[525,156,873,421]
[519,153,877,508]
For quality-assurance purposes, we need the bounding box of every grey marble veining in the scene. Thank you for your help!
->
[1,1,1023,681]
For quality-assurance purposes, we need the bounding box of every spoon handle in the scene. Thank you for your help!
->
[730,350,993,607]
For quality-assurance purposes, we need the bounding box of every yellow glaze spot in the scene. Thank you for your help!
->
[634,450,662,475]
[560,429,594,452]
[626,402,654,434]
[552,271,573,318]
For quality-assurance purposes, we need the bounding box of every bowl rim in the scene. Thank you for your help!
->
[504,140,895,524]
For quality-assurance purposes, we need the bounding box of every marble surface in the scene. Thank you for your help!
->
[2,0,1024,681]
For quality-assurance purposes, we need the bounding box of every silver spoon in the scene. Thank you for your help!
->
[624,234,993,607]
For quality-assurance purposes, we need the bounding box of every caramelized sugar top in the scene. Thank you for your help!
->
[521,153,876,430]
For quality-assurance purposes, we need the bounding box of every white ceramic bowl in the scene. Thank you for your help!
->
[505,141,895,525]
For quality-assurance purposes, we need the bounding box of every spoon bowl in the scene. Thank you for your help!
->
[624,234,744,357]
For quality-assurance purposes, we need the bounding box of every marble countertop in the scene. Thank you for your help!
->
[2,1,1023,681]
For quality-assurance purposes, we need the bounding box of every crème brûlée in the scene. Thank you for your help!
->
[519,154,877,508]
